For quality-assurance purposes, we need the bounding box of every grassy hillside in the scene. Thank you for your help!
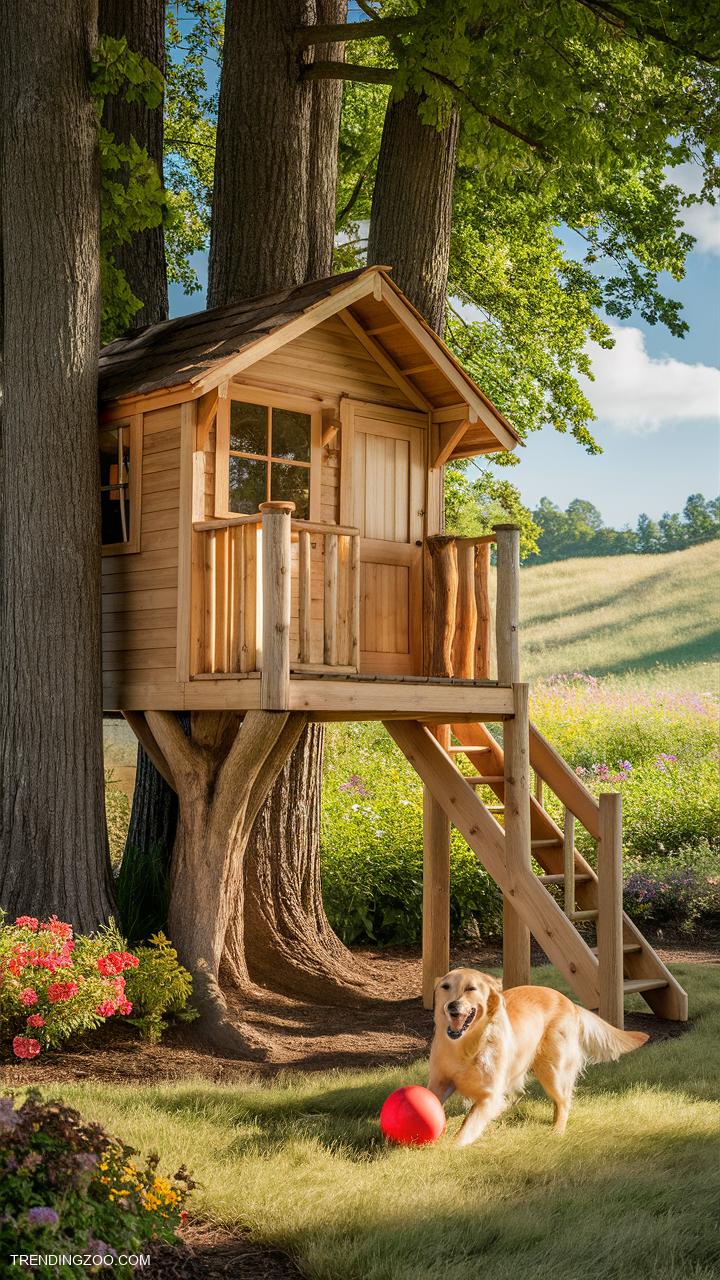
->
[519,541,720,688]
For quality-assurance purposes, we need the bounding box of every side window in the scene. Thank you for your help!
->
[226,400,313,520]
[99,418,140,552]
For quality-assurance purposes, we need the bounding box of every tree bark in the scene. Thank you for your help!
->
[367,91,460,334]
[306,0,347,279]
[0,0,115,929]
[145,710,309,1054]
[226,723,379,1003]
[99,0,168,328]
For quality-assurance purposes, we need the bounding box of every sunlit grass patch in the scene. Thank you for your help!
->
[44,964,720,1280]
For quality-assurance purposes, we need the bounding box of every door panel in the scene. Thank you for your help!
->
[341,402,426,675]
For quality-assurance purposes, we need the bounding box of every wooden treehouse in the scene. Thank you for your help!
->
[99,266,687,1029]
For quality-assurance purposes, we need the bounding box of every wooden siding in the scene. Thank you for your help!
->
[102,405,181,708]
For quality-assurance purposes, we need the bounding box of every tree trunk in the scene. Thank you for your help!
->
[208,0,315,306]
[99,0,168,328]
[306,0,347,279]
[226,724,379,1003]
[209,0,367,1004]
[367,91,460,334]
[0,0,115,929]
[144,710,309,1054]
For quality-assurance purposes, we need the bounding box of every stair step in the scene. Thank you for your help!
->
[487,805,505,814]
[468,775,504,785]
[538,873,592,885]
[590,943,643,955]
[623,978,668,994]
[531,838,562,848]
[448,744,492,754]
[569,909,599,921]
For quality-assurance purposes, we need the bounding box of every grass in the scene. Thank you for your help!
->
[48,964,720,1280]
[519,541,720,689]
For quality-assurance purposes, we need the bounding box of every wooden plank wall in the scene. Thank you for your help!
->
[102,405,183,708]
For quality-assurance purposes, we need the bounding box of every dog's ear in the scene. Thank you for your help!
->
[487,986,503,1018]
[486,974,503,993]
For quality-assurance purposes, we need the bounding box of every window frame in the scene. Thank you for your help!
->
[214,386,322,522]
[100,413,142,556]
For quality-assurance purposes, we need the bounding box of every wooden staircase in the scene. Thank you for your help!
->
[385,715,687,1023]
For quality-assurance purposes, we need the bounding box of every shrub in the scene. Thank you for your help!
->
[123,933,198,1043]
[0,1090,193,1277]
[105,771,131,868]
[0,916,195,1060]
[623,841,720,930]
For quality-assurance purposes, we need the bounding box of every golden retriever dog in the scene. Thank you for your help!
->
[428,967,649,1147]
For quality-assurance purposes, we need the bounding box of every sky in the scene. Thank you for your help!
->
[168,121,719,535]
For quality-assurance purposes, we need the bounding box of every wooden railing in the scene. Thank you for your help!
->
[425,523,519,683]
[192,503,361,703]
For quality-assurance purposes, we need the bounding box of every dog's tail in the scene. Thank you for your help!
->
[577,1007,649,1064]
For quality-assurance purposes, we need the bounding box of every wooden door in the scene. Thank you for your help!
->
[340,401,426,675]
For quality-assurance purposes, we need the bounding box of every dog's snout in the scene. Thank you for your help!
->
[447,1000,461,1014]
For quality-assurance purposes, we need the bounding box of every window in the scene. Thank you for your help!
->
[217,394,320,521]
[99,417,140,553]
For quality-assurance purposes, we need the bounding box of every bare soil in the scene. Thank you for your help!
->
[151,1227,303,1280]
[2,938,712,1089]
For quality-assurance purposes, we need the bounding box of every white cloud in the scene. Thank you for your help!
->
[584,324,720,433]
[667,161,720,255]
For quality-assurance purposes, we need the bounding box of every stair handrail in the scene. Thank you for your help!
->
[528,722,600,839]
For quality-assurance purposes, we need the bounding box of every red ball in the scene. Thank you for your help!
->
[380,1086,446,1146]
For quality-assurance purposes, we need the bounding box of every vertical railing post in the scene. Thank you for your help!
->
[494,523,521,684]
[427,535,458,677]
[474,541,491,679]
[453,541,477,678]
[349,533,361,671]
[563,808,576,918]
[324,532,339,665]
[598,792,624,1028]
[502,681,532,989]
[298,528,312,665]
[260,501,294,710]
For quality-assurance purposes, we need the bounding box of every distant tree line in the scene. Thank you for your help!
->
[527,494,720,563]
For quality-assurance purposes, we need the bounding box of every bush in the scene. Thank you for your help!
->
[0,916,195,1060]
[0,1091,192,1277]
[123,934,198,1043]
[623,841,720,931]
[105,771,131,868]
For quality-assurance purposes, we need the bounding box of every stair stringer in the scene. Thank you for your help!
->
[384,719,601,1010]
[450,719,688,1021]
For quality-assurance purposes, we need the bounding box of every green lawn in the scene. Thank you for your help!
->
[53,964,720,1280]
[519,541,720,690]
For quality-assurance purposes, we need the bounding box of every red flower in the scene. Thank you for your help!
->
[95,1000,116,1018]
[19,988,38,1006]
[112,975,125,997]
[47,981,79,1003]
[14,916,39,931]
[98,951,139,976]
[117,1000,133,1016]
[180,1211,188,1224]
[26,1014,45,1029]
[12,1036,41,1059]
[40,916,73,940]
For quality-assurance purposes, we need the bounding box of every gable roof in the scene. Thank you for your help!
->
[98,267,519,455]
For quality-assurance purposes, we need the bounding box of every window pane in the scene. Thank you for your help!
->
[230,401,267,454]
[271,462,309,519]
[229,456,267,513]
[100,426,131,545]
[271,408,311,462]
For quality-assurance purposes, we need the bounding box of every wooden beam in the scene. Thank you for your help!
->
[196,389,218,450]
[176,400,197,684]
[423,726,451,1009]
[122,710,176,790]
[494,524,521,684]
[338,308,432,411]
[433,420,470,469]
[502,683,532,990]
[598,793,624,1028]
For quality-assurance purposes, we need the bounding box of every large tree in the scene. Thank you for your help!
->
[0,0,114,928]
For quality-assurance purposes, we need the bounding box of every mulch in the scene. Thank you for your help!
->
[150,1228,303,1280]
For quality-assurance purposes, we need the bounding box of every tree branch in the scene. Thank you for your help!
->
[295,17,419,49]
[302,61,395,84]
[336,163,373,226]
[574,0,719,67]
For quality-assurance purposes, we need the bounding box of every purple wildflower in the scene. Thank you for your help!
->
[27,1207,59,1228]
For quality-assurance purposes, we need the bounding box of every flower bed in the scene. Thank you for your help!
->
[0,1091,192,1277]
[0,918,195,1061]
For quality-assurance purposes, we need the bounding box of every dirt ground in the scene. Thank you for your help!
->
[2,937,712,1089]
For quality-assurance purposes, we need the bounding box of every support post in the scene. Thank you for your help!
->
[422,725,451,1009]
[494,524,520,684]
[598,792,624,1028]
[502,682,532,989]
[474,541,491,679]
[452,542,477,678]
[298,528,312,664]
[260,501,294,710]
[427,535,458,677]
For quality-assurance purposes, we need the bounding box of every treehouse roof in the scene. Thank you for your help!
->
[98,266,519,456]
